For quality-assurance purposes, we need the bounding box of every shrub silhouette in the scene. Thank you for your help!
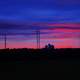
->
[45,43,54,49]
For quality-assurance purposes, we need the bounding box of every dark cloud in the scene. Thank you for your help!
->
[0,20,80,30]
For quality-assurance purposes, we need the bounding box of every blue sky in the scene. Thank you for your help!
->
[0,0,80,23]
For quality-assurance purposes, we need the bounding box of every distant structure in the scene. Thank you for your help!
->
[36,30,40,49]
[4,33,7,49]
[45,43,54,49]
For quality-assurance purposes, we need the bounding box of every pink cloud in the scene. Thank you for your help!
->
[48,23,80,27]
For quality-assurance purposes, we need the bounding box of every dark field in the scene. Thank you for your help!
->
[0,48,80,73]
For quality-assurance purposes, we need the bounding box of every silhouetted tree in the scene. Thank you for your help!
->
[45,43,54,49]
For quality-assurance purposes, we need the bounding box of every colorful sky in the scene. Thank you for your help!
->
[0,0,80,49]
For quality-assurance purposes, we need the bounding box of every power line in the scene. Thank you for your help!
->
[4,33,7,49]
[36,30,40,49]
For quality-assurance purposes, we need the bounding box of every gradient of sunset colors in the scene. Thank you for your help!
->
[0,0,80,49]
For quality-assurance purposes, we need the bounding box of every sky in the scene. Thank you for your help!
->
[0,0,80,48]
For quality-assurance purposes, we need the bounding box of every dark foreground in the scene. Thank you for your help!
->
[0,48,80,73]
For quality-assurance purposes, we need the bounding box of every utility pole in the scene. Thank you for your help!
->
[36,30,40,49]
[4,33,7,49]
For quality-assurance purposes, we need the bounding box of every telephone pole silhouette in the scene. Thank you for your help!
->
[4,33,7,49]
[36,30,40,49]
